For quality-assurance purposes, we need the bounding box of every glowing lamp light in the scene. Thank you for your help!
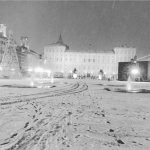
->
[45,69,51,74]
[98,75,102,80]
[51,77,54,83]
[30,81,34,87]
[73,73,77,79]
[34,67,43,73]
[28,68,33,72]
[126,83,132,91]
[0,66,3,71]
[131,68,139,75]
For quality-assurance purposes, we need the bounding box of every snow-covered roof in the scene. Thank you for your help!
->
[48,34,69,50]
[137,55,150,61]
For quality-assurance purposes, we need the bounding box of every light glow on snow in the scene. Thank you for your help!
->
[73,73,77,79]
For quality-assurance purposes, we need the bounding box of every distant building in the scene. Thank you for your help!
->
[16,37,41,76]
[0,24,41,78]
[44,34,136,78]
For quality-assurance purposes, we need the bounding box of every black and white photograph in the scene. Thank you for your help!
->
[0,0,150,149]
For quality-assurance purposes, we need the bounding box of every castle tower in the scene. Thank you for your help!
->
[57,34,63,44]
[0,24,7,37]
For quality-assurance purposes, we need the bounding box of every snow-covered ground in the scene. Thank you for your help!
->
[0,78,150,150]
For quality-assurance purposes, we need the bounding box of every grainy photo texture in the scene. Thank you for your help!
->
[0,1,150,150]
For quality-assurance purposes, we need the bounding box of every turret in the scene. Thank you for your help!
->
[57,34,63,44]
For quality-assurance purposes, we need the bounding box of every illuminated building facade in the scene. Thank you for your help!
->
[0,24,41,78]
[44,35,136,78]
[16,37,41,76]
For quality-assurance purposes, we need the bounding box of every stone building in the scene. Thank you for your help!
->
[44,35,136,78]
[0,24,41,78]
[16,37,41,76]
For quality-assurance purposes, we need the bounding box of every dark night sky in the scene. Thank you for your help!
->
[0,1,150,57]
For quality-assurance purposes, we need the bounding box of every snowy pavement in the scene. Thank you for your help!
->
[0,79,150,150]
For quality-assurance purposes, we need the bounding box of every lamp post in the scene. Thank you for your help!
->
[130,67,140,81]
[73,68,77,79]
[0,66,2,71]
[130,56,140,81]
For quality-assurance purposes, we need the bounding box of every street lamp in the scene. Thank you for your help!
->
[0,66,3,71]
[28,68,33,72]
[98,74,102,80]
[131,68,139,75]
[73,73,77,79]
[130,67,140,81]
[34,67,43,73]
[11,68,15,71]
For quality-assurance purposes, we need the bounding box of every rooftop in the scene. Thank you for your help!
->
[48,34,69,50]
[137,55,150,61]
[66,49,115,54]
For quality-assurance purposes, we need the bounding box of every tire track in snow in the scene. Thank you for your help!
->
[0,82,88,106]
[0,82,90,150]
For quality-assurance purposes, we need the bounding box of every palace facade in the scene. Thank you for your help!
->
[44,35,136,78]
